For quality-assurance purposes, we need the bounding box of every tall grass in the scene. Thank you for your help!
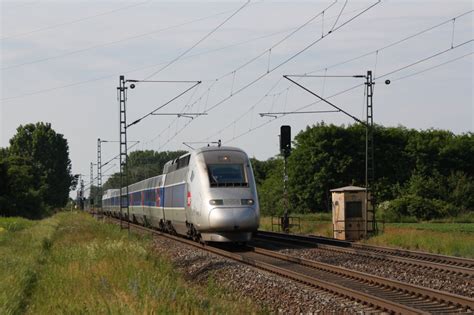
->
[260,213,474,258]
[0,216,59,314]
[364,226,474,258]
[23,212,259,314]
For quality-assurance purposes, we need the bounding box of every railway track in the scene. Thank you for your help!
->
[255,230,474,277]
[102,216,474,314]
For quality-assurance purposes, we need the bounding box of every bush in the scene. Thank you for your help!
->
[384,195,457,221]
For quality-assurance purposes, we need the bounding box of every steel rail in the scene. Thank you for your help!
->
[249,246,474,312]
[257,230,474,269]
[255,231,474,277]
[99,215,473,313]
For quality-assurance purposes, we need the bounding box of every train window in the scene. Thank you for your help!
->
[207,164,248,187]
[177,155,190,169]
[345,201,362,218]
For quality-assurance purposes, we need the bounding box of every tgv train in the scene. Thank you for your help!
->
[102,146,260,242]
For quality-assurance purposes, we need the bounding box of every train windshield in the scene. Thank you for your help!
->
[207,164,248,187]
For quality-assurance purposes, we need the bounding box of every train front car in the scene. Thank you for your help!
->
[187,146,260,242]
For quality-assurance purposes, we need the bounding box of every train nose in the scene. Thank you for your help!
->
[209,207,258,231]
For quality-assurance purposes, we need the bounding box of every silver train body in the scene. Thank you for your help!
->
[102,146,260,242]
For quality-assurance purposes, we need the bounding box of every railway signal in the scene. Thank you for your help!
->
[280,125,291,233]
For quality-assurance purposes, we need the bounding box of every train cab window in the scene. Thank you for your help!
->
[207,164,248,187]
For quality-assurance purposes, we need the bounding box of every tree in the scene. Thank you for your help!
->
[2,122,74,217]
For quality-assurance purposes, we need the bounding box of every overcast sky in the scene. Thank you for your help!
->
[1,0,473,195]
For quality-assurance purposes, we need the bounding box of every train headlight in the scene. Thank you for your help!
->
[209,199,224,206]
[241,199,254,205]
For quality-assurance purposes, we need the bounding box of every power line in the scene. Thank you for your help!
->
[1,6,239,71]
[392,51,473,82]
[225,41,473,145]
[196,9,473,144]
[143,0,252,80]
[1,3,364,103]
[205,1,380,114]
[305,10,473,76]
[375,39,473,80]
[141,1,345,147]
[1,20,290,102]
[127,81,201,128]
[153,1,381,150]
[0,0,152,41]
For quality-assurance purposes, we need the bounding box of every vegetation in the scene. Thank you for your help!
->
[364,224,474,258]
[255,123,473,222]
[259,213,474,257]
[0,216,59,314]
[0,123,75,218]
[0,212,259,314]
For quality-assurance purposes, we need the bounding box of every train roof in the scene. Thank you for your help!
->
[193,145,246,155]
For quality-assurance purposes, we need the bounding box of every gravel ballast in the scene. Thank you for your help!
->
[278,247,474,298]
[152,237,374,314]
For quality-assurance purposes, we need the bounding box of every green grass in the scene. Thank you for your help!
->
[384,222,474,233]
[364,225,474,258]
[260,213,474,258]
[0,216,59,314]
[0,216,35,232]
[1,212,260,314]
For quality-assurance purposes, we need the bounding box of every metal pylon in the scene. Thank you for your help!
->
[365,70,376,234]
[90,162,94,210]
[97,138,102,212]
[118,75,130,231]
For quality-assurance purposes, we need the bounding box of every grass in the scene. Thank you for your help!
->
[0,216,59,314]
[260,213,474,258]
[383,222,474,233]
[364,225,474,258]
[1,212,260,314]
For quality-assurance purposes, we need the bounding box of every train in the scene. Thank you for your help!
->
[102,145,260,242]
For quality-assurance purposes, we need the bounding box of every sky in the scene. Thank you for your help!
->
[0,0,473,196]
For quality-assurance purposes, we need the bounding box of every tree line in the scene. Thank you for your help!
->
[0,123,75,218]
[255,123,473,221]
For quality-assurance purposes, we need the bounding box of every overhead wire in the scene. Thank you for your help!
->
[142,0,252,80]
[0,0,152,41]
[392,51,473,82]
[197,9,473,145]
[1,20,292,102]
[1,6,240,71]
[153,1,381,150]
[225,39,473,145]
[141,1,346,147]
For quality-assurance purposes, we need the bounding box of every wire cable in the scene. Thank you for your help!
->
[1,0,151,41]
[392,51,473,81]
[1,7,238,71]
[226,43,473,145]
[1,22,290,102]
[155,1,381,150]
[142,0,251,80]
